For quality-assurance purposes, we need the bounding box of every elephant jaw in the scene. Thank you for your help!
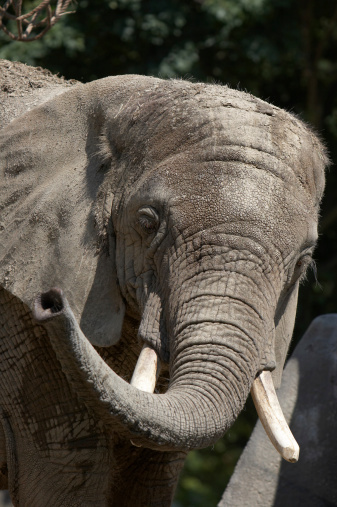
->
[131,344,299,463]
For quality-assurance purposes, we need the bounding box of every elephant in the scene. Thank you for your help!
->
[0,59,328,506]
[220,313,337,507]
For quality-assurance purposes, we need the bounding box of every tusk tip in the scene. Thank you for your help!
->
[283,444,300,463]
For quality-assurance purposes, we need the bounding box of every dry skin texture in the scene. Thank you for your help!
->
[0,60,328,506]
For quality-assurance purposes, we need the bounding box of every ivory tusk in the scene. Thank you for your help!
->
[130,344,161,447]
[251,370,299,463]
[130,344,161,393]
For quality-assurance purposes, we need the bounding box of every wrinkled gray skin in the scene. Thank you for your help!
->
[0,60,328,506]
[220,314,337,507]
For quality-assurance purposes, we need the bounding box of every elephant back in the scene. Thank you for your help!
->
[0,59,77,130]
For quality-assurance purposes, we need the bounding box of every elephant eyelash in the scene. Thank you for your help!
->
[137,207,159,234]
[309,259,322,289]
[287,254,312,287]
[298,258,319,285]
[139,216,158,233]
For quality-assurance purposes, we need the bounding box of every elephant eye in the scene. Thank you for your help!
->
[292,254,313,284]
[138,206,159,234]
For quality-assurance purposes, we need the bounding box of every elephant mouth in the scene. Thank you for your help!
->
[131,343,299,463]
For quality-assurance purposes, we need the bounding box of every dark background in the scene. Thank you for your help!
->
[1,1,336,505]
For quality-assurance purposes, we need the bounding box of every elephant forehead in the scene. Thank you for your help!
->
[131,83,326,204]
[109,78,327,207]
[173,169,313,223]
[150,161,318,252]
[203,108,324,205]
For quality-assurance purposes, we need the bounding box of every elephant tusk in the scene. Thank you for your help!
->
[130,344,161,447]
[130,344,161,394]
[251,370,299,463]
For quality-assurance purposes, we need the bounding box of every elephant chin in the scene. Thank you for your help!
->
[33,288,299,461]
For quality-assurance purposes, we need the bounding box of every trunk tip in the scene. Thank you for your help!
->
[33,287,65,321]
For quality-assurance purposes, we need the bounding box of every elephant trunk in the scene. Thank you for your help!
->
[34,288,298,459]
[33,289,258,451]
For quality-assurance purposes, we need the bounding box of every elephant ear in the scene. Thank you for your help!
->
[0,82,125,346]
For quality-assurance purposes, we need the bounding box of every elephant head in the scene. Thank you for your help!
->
[0,76,328,459]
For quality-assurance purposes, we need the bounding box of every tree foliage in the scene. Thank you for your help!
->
[1,1,337,505]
